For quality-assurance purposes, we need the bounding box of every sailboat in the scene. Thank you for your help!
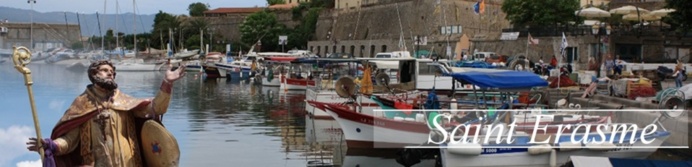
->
[111,0,167,71]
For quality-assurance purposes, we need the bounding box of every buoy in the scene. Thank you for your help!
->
[415,113,425,122]
[557,142,582,151]
[450,98,458,115]
[527,144,552,155]
[447,143,482,155]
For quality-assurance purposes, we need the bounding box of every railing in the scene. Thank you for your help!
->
[502,25,593,37]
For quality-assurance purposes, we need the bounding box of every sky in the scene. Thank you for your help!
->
[2,0,267,15]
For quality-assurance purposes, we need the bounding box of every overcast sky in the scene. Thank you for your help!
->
[3,0,267,15]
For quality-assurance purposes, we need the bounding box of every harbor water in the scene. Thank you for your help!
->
[0,63,687,167]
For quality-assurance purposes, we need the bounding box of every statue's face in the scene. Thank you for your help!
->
[92,64,118,91]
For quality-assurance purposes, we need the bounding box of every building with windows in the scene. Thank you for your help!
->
[0,21,80,50]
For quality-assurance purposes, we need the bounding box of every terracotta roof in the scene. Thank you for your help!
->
[204,7,264,14]
[268,3,299,9]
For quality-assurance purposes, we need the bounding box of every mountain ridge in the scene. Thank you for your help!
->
[0,6,156,36]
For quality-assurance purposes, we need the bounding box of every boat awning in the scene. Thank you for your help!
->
[265,56,298,62]
[450,71,548,90]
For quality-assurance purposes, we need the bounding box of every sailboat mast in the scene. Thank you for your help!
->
[29,0,35,50]
[115,0,119,54]
[101,0,107,51]
[64,12,69,46]
[133,0,137,57]
[97,12,103,51]
[76,12,85,50]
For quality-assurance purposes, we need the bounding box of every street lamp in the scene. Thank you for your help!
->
[592,22,611,77]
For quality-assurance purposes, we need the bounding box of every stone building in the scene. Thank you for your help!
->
[0,21,81,51]
[308,0,510,58]
[202,6,300,51]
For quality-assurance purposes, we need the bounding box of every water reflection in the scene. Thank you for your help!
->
[2,64,685,167]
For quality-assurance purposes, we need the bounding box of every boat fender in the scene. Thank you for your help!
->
[415,113,426,123]
[393,116,405,121]
[549,149,557,167]
[527,144,553,155]
[447,143,482,156]
[585,142,616,151]
[267,69,274,82]
[450,99,458,115]
[404,117,415,122]
[557,142,582,151]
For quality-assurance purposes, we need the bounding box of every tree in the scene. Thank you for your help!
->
[665,0,692,32]
[501,0,580,28]
[239,10,286,52]
[188,2,210,17]
[151,11,180,49]
[267,0,285,6]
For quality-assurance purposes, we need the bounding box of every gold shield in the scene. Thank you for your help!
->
[141,120,180,167]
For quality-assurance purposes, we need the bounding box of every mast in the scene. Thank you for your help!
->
[102,0,107,51]
[28,0,35,50]
[132,0,137,57]
[97,12,103,51]
[64,12,69,47]
[76,12,85,50]
[115,0,120,56]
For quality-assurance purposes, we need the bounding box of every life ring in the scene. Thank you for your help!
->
[375,72,390,86]
[509,58,528,71]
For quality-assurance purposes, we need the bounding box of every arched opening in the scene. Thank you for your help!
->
[341,45,346,53]
[360,45,365,57]
[381,45,387,52]
[324,46,329,55]
[350,45,355,57]
[332,46,337,54]
[370,45,376,57]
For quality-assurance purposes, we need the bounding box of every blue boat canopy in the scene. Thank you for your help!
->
[450,71,548,89]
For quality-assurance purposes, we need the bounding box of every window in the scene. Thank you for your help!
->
[381,45,387,52]
[375,54,391,58]
[418,62,439,75]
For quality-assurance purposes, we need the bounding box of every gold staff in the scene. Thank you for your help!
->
[12,46,45,162]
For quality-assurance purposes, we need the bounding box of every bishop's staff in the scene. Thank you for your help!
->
[12,46,45,162]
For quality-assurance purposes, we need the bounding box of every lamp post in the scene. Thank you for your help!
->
[592,22,611,77]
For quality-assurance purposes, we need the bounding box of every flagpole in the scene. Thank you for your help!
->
[526,33,530,63]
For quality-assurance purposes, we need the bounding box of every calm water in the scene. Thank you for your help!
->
[0,63,419,167]
[0,62,687,167]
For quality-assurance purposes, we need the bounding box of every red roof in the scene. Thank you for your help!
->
[204,7,264,14]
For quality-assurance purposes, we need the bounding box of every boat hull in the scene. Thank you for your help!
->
[439,133,669,167]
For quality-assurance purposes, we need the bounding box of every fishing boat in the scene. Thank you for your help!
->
[432,71,683,167]
[305,70,617,149]
[202,52,227,78]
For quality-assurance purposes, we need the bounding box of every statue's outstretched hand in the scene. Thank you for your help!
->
[165,62,186,83]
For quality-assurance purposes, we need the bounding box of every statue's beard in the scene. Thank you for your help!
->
[93,75,118,91]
